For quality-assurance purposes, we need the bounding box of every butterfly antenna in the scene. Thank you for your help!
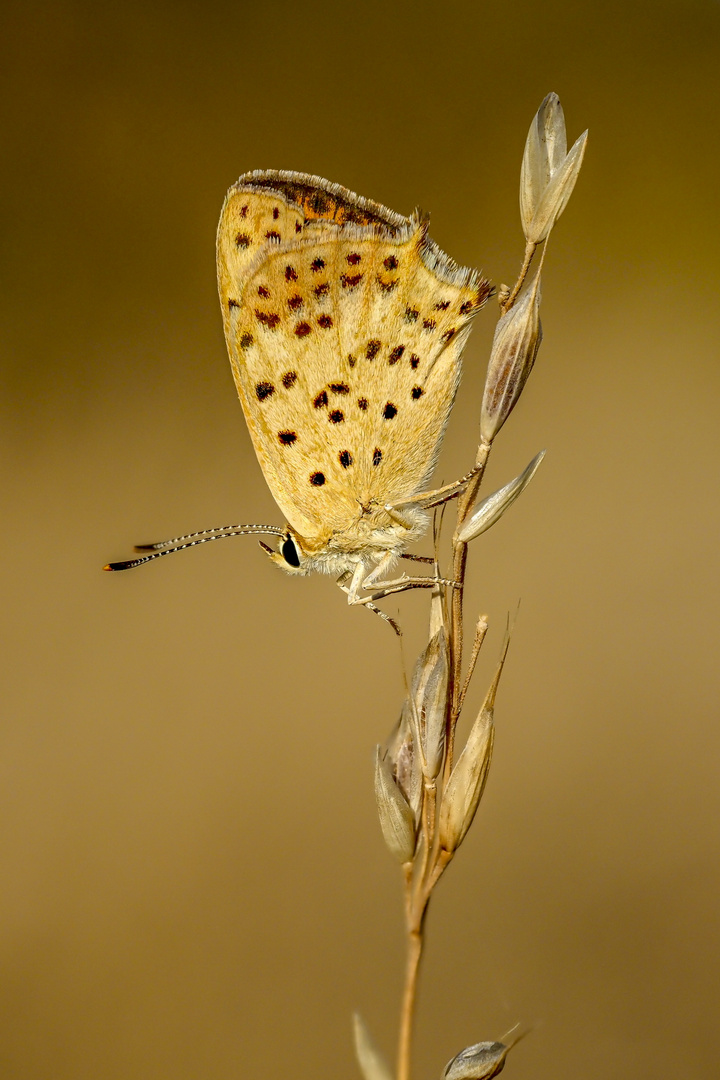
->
[104,525,285,571]
[132,524,285,551]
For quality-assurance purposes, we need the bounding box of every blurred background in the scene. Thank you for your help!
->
[2,1,719,1077]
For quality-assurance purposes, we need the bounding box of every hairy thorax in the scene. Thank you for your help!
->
[290,503,429,577]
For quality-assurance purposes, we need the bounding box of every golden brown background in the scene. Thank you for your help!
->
[2,0,719,1077]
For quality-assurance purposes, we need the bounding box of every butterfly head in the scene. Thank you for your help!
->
[259,530,311,576]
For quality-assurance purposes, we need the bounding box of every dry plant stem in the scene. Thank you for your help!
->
[391,93,586,1080]
[396,226,544,1080]
[397,446,492,1080]
[398,925,424,1080]
[501,240,537,314]
[457,615,490,716]
[447,439,493,773]
[417,781,434,889]
[397,841,456,1080]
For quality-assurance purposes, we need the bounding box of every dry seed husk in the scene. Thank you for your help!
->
[525,129,587,244]
[353,1013,394,1080]
[480,275,542,443]
[520,91,567,234]
[438,708,494,852]
[456,450,545,544]
[411,629,449,779]
[443,1041,510,1080]
[374,746,416,863]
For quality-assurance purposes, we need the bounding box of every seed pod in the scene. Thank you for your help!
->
[480,274,542,443]
[456,450,546,544]
[374,746,416,863]
[443,1041,510,1080]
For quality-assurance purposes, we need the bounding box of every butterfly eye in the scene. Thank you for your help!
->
[281,536,301,568]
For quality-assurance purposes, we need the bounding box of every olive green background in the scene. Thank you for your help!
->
[2,1,719,1077]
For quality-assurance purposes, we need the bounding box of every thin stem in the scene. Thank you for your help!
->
[416,782,432,899]
[501,241,537,314]
[422,778,437,880]
[397,927,423,1080]
[394,219,538,1080]
[446,440,492,780]
[403,863,414,923]
[457,614,489,716]
[398,775,437,1080]
[425,847,453,894]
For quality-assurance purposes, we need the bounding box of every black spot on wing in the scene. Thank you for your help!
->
[255,382,274,401]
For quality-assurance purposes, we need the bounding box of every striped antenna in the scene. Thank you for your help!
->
[103,524,285,571]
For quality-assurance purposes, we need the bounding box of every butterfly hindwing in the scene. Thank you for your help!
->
[217,172,491,542]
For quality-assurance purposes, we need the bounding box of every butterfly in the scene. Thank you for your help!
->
[106,171,492,628]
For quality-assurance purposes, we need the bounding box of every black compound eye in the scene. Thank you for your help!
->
[281,536,301,568]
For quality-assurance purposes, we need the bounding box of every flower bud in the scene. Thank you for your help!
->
[455,450,546,544]
[480,274,542,443]
[374,746,416,863]
[443,1041,510,1080]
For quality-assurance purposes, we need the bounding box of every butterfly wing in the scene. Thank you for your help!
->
[217,171,491,541]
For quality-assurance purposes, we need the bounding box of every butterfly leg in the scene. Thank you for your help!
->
[336,556,460,634]
[358,575,461,601]
[336,563,402,635]
[339,553,459,605]
[385,464,482,513]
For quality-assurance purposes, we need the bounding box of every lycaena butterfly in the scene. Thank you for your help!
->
[106,172,492,627]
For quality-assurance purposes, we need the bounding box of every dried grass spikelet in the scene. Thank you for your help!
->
[443,1041,511,1080]
[438,704,494,853]
[520,92,588,245]
[353,1014,394,1080]
[387,696,423,821]
[410,628,450,780]
[455,450,546,544]
[439,633,510,852]
[480,273,542,443]
[374,746,416,864]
